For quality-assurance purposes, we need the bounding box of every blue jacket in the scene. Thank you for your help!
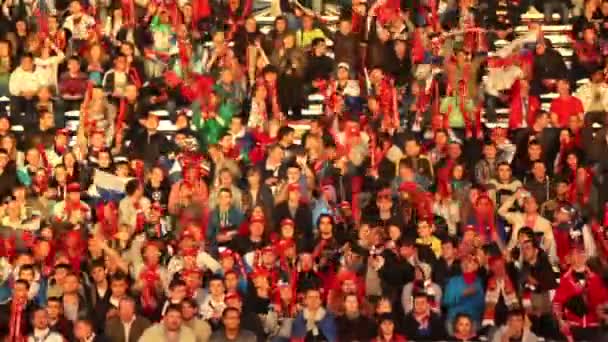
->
[442,275,485,326]
[291,310,337,342]
[207,207,245,250]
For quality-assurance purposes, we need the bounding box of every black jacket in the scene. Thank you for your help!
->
[332,31,361,72]
[305,55,335,82]
[402,311,447,341]
[0,300,36,339]
[129,130,172,167]
[0,163,17,198]
[336,314,377,342]
[274,201,313,244]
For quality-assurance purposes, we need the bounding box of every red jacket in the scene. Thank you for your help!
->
[553,269,608,328]
[372,335,408,342]
[509,82,541,130]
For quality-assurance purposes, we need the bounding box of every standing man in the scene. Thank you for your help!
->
[139,304,197,342]
[105,297,151,342]
[209,307,257,342]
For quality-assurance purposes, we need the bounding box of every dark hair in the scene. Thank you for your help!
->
[181,298,199,309]
[311,37,325,47]
[377,313,395,324]
[316,214,334,227]
[208,274,224,284]
[47,296,62,304]
[398,158,414,170]
[20,53,33,61]
[518,226,535,239]
[67,56,80,64]
[531,160,546,169]
[54,264,71,272]
[110,272,129,284]
[14,279,30,290]
[218,187,232,197]
[404,136,420,145]
[125,179,140,196]
[89,260,105,271]
[18,264,34,274]
[277,126,295,141]
[497,161,511,169]
[441,236,457,247]
[165,303,182,316]
[169,279,187,290]
[453,313,473,328]
[222,306,240,318]
[75,319,94,330]
[119,296,136,307]
[507,308,526,319]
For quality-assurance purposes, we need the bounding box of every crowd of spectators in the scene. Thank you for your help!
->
[3,0,608,341]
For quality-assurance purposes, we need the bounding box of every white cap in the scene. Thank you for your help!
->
[337,62,350,71]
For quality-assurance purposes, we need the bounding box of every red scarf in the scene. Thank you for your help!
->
[140,264,161,315]
[569,168,593,205]
[264,80,281,120]
[462,271,477,284]
[134,200,145,233]
[474,197,497,242]
[121,0,136,27]
[192,0,211,25]
[9,298,26,342]
[64,200,85,222]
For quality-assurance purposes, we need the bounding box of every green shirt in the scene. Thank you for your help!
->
[296,28,326,48]
[440,96,476,128]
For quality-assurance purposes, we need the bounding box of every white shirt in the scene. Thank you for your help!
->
[122,317,135,342]
[199,295,226,321]
[63,14,95,40]
[27,328,63,342]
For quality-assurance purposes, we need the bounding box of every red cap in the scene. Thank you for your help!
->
[336,270,357,283]
[250,217,265,225]
[417,214,434,225]
[181,229,195,240]
[277,238,295,251]
[67,183,81,193]
[320,178,333,188]
[250,267,270,279]
[280,218,295,227]
[56,128,69,136]
[181,247,198,257]
[261,245,275,255]
[340,201,351,209]
[377,188,392,198]
[219,248,235,259]
[181,268,201,278]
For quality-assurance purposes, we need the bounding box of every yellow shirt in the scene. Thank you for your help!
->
[416,235,442,258]
[296,28,327,48]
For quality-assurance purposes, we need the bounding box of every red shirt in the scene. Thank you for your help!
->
[550,95,583,127]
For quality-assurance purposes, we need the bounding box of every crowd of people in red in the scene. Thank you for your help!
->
[2,0,608,341]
